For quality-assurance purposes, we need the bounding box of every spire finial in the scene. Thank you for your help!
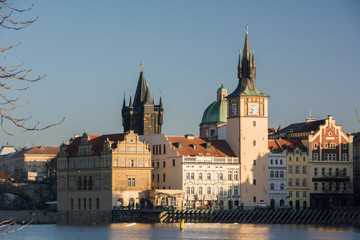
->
[221,78,224,87]
[245,19,248,35]
[159,89,162,97]
[140,61,144,71]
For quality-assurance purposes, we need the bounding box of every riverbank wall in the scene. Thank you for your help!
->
[0,210,57,224]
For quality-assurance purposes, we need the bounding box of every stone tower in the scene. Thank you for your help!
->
[226,26,270,206]
[122,70,163,135]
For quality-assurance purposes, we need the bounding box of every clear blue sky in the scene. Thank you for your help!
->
[1,0,360,147]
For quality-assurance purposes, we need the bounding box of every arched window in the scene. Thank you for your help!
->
[280,171,284,178]
[219,173,223,181]
[186,187,190,194]
[234,186,239,195]
[280,183,284,190]
[199,173,203,180]
[275,171,279,178]
[207,173,211,180]
[234,171,238,181]
[228,171,232,180]
[295,179,300,187]
[270,171,274,178]
[302,179,307,187]
[270,183,275,190]
[190,173,194,180]
[190,186,195,195]
[207,187,211,195]
[186,173,190,180]
[220,187,224,195]
[199,186,203,195]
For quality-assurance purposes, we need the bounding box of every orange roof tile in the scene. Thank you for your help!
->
[167,136,235,157]
[268,139,304,152]
[25,146,59,155]
[67,133,125,157]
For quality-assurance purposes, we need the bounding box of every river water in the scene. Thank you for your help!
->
[3,223,360,240]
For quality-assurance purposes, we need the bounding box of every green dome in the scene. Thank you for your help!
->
[201,100,227,124]
[217,86,227,93]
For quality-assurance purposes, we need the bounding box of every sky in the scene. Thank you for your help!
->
[1,0,360,147]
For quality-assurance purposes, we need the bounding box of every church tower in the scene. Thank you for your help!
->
[226,26,270,206]
[122,69,163,135]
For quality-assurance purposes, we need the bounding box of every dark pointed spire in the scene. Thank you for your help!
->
[123,95,126,108]
[144,89,152,105]
[243,25,250,62]
[129,95,133,108]
[237,49,242,79]
[159,95,163,107]
[133,70,152,107]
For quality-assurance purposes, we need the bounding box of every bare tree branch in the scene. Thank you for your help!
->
[0,0,64,136]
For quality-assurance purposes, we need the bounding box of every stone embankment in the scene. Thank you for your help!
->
[159,208,360,225]
[0,210,57,224]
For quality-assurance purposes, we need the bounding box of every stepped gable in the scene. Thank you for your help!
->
[66,133,125,157]
[277,119,326,134]
[167,136,235,157]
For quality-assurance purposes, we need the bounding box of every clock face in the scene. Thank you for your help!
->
[232,104,237,116]
[248,103,259,116]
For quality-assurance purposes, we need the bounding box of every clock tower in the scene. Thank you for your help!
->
[227,26,270,206]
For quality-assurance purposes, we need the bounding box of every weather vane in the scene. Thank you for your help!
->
[140,61,144,71]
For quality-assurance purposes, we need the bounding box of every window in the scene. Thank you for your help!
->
[207,187,211,195]
[329,168,332,176]
[314,153,318,161]
[302,179,307,187]
[172,159,175,166]
[253,196,256,203]
[96,198,100,209]
[289,157,292,162]
[322,183,325,191]
[289,179,293,187]
[343,168,347,177]
[163,162,166,168]
[234,186,239,195]
[157,162,159,168]
[199,187,203,195]
[190,186,195,195]
[163,174,166,182]
[207,173,211,180]
[288,166,293,174]
[190,173,194,180]
[280,171,284,178]
[275,159,278,165]
[342,153,347,161]
[186,187,190,194]
[157,174,160,182]
[303,157,306,162]
[253,160,256,165]
[253,121,256,127]
[219,173,223,181]
[71,198,74,210]
[289,191,293,197]
[280,183,284,190]
[186,173,190,180]
[270,159,273,165]
[84,198,86,210]
[335,168,339,176]
[275,171,279,178]
[303,192,307,198]
[152,162,154,168]
[270,183,274,190]
[296,191,299,198]
[343,143,347,149]
[163,144,166,154]
[78,198,81,209]
[314,183,318,191]
[253,140,256,146]
[89,198,92,209]
[270,171,274,178]
[228,171,232,180]
[159,145,162,155]
[302,166,306,174]
[329,183,333,191]
[253,179,256,185]
[314,168,318,176]
[228,188,232,196]
[128,178,135,186]
[199,173,203,180]
[155,145,158,155]
[314,143,318,149]
[295,166,299,174]
[234,171,238,181]
[321,168,325,176]
[130,159,134,167]
[280,159,283,165]
[324,154,328,161]
[295,179,300,187]
[296,157,299,162]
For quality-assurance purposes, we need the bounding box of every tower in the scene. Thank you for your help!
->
[122,69,163,135]
[226,26,270,206]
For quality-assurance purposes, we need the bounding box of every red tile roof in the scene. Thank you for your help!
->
[24,146,59,155]
[268,139,304,152]
[66,133,125,157]
[167,136,236,157]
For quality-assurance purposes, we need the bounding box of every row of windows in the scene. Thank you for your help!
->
[314,182,348,192]
[185,186,239,196]
[288,156,306,162]
[314,167,347,177]
[70,198,100,210]
[288,166,307,174]
[185,171,239,181]
[269,171,285,178]
[152,159,176,168]
[152,144,166,155]
[63,157,150,169]
[270,183,285,190]
[270,159,284,165]
[288,178,307,187]
[313,153,347,161]
[288,191,307,198]
[314,142,347,150]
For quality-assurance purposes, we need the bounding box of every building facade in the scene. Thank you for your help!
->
[0,146,59,181]
[57,131,153,224]
[353,132,360,205]
[226,26,270,206]
[268,140,287,208]
[122,70,163,135]
[141,134,240,209]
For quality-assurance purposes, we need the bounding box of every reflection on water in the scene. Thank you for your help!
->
[3,223,360,240]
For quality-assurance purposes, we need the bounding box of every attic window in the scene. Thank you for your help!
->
[190,144,197,150]
[206,142,212,151]
[174,142,183,150]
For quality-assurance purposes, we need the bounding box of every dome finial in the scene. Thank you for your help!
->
[221,78,224,87]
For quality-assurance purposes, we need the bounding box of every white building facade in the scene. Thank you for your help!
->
[268,149,287,207]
